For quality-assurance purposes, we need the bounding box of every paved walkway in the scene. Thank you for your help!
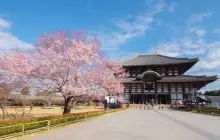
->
[23,108,220,140]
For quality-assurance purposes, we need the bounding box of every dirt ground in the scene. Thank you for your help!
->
[0,106,104,120]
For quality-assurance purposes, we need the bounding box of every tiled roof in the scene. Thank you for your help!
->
[121,54,198,66]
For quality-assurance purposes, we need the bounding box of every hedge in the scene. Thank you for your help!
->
[0,108,126,137]
[201,107,218,110]
[172,107,220,116]
[197,109,220,115]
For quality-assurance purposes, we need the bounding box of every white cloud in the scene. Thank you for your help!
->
[0,32,33,52]
[0,18,11,30]
[0,17,33,54]
[213,28,220,35]
[186,12,211,25]
[186,27,206,37]
[155,37,207,57]
[195,29,206,37]
[154,41,180,57]
[155,39,220,71]
[97,0,167,51]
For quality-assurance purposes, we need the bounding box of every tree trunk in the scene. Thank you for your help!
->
[63,97,72,114]
[0,106,5,119]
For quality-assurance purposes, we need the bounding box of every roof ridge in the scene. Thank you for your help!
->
[157,54,198,60]
[181,75,206,77]
[138,54,198,60]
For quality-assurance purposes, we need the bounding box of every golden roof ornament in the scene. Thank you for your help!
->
[155,51,159,55]
[136,52,139,57]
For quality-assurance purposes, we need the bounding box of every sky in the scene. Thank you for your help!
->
[0,0,220,92]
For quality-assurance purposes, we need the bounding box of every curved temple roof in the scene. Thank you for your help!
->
[121,54,199,66]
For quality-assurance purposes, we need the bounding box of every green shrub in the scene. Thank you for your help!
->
[24,121,48,131]
[199,109,220,115]
[0,124,23,136]
[201,107,218,110]
[0,108,126,137]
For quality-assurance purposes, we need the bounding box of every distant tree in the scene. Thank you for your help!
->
[204,90,220,96]
[0,83,12,97]
[0,83,12,119]
[20,87,30,95]
[36,91,58,96]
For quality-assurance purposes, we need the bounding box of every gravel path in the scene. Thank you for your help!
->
[23,108,220,140]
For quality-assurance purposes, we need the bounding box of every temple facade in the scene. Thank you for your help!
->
[121,53,218,105]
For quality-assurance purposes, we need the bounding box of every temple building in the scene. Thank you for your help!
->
[121,53,218,105]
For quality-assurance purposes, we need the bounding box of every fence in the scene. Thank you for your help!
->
[0,109,123,139]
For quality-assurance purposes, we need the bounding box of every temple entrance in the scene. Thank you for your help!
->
[158,94,168,104]
[130,94,169,104]
[130,94,142,104]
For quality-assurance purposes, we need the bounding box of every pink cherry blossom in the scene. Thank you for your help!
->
[0,30,126,114]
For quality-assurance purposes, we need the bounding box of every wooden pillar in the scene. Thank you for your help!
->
[139,94,141,104]
[178,66,180,75]
[182,83,185,101]
[168,83,171,104]
[135,83,137,93]
[155,80,158,104]
[129,84,132,104]
[172,67,174,75]
[189,82,191,93]
[165,67,168,76]
[164,83,167,104]
[141,82,144,104]
[135,68,137,77]
[128,68,131,77]
[175,83,178,103]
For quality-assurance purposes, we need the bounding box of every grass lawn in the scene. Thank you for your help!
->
[0,106,104,120]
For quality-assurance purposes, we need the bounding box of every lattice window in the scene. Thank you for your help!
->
[177,84,182,92]
[124,85,130,93]
[171,84,176,92]
[185,84,189,93]
[145,82,154,90]
[163,83,168,92]
[177,94,183,99]
[137,84,142,92]
[189,83,193,92]
[131,84,136,93]
[157,84,162,92]
[171,94,177,100]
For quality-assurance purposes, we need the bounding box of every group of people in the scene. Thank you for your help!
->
[136,102,164,110]
[158,105,164,110]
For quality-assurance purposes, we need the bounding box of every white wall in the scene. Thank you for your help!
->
[105,96,117,103]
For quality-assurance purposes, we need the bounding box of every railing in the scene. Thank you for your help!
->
[0,109,124,140]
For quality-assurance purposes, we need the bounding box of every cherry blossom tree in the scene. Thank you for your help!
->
[0,30,126,114]
[85,60,125,103]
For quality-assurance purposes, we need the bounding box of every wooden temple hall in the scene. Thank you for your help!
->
[121,53,218,105]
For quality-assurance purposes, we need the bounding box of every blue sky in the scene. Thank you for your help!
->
[0,0,220,91]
